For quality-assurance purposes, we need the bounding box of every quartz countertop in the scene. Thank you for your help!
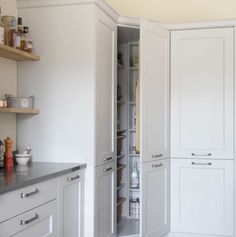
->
[0,162,86,195]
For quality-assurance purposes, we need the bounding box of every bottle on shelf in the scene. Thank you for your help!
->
[131,161,139,188]
[4,137,13,169]
[21,26,33,53]
[0,7,4,44]
[7,19,16,47]
[130,198,140,219]
[15,17,23,49]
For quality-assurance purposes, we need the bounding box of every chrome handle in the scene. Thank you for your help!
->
[104,157,112,161]
[104,167,112,172]
[192,162,212,166]
[152,154,163,158]
[191,153,212,157]
[152,163,163,168]
[21,214,39,225]
[68,175,80,182]
[21,188,39,198]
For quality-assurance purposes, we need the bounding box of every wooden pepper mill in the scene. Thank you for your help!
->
[4,137,13,169]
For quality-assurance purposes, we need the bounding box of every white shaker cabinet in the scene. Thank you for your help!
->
[140,20,170,163]
[58,170,85,237]
[95,162,116,237]
[171,28,234,159]
[95,9,117,167]
[141,159,170,237]
[171,159,233,236]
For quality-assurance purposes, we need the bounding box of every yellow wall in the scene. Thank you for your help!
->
[106,0,236,22]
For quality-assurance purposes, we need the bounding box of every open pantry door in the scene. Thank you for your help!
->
[140,19,170,237]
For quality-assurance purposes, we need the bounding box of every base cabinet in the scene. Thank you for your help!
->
[141,159,170,237]
[95,162,116,237]
[58,170,85,237]
[0,200,57,237]
[171,159,233,236]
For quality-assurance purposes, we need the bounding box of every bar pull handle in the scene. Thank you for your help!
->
[191,153,212,157]
[68,175,80,182]
[21,214,39,225]
[21,188,39,198]
[191,162,212,166]
[104,157,113,161]
[104,167,113,172]
[152,163,163,168]
[152,154,163,158]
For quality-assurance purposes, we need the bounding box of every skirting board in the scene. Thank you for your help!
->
[166,232,231,237]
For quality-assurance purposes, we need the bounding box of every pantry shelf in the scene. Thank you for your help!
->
[0,108,40,114]
[0,44,40,61]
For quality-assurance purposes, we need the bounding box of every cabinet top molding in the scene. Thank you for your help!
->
[16,0,119,22]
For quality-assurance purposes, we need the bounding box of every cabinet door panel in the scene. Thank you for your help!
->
[171,28,234,159]
[96,9,117,166]
[59,170,84,237]
[0,200,57,237]
[171,159,233,235]
[95,162,116,237]
[141,159,170,237]
[140,20,170,163]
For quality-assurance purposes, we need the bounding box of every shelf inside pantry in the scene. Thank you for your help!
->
[117,183,126,191]
[129,102,136,105]
[117,129,127,133]
[0,107,40,114]
[117,135,126,140]
[129,154,140,157]
[117,63,125,69]
[117,154,125,160]
[129,129,136,132]
[129,66,138,70]
[129,188,140,192]
[0,44,40,61]
[117,100,126,105]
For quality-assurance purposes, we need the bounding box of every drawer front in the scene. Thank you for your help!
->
[0,200,57,237]
[0,178,58,223]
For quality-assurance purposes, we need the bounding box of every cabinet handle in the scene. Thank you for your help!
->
[104,167,113,172]
[191,153,212,157]
[104,157,112,161]
[68,175,80,182]
[152,154,163,158]
[21,188,39,198]
[21,214,39,225]
[191,162,212,166]
[152,163,163,168]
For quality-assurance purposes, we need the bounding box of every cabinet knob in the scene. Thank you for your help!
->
[104,157,112,161]
[21,188,39,198]
[21,213,39,225]
[103,167,113,172]
[191,153,212,157]
[191,162,212,166]
[152,154,163,158]
[68,175,80,182]
[152,163,163,168]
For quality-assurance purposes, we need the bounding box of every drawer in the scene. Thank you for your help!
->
[0,178,58,223]
[0,200,57,237]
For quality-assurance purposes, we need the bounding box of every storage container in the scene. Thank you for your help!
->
[5,95,35,109]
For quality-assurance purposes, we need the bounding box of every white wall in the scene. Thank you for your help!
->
[0,0,17,149]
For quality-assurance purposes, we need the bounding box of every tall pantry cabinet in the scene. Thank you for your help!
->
[171,28,234,236]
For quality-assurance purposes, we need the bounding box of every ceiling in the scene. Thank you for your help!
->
[106,0,236,22]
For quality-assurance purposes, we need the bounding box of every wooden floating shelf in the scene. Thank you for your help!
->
[0,107,40,114]
[0,44,40,61]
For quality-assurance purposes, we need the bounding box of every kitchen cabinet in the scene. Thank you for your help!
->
[95,8,117,167]
[58,170,85,237]
[140,20,170,163]
[0,200,57,237]
[171,28,234,159]
[95,162,116,237]
[171,159,233,236]
[141,159,170,237]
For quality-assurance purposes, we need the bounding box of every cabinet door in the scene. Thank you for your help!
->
[171,28,234,159]
[141,159,170,237]
[95,9,117,166]
[95,162,116,237]
[0,200,57,237]
[171,159,233,235]
[58,170,84,237]
[140,19,170,163]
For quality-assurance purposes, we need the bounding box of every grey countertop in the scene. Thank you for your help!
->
[0,162,86,195]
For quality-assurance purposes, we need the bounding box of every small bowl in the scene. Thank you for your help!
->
[15,154,31,158]
[16,156,31,165]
